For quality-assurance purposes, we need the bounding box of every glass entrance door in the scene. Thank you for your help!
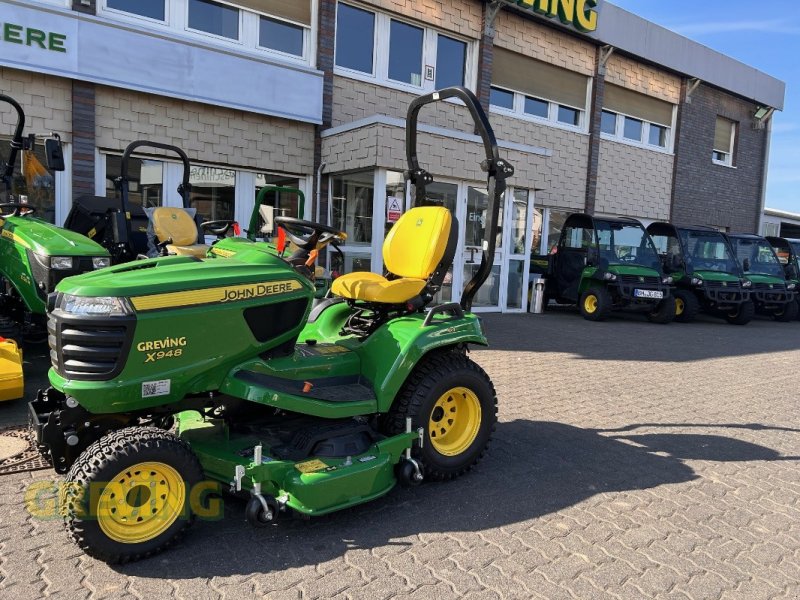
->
[461,186,503,311]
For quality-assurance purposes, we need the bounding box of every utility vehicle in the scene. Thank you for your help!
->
[30,87,512,564]
[0,94,110,341]
[646,223,753,325]
[765,236,800,319]
[725,233,797,321]
[532,213,675,322]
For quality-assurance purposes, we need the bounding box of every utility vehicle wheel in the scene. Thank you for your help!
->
[773,300,799,322]
[60,427,204,564]
[385,352,497,481]
[647,296,676,324]
[579,287,611,321]
[673,290,700,323]
[724,300,754,325]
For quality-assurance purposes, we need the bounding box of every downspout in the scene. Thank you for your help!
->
[316,161,327,224]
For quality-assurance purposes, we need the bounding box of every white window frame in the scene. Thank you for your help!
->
[599,108,675,155]
[712,120,737,168]
[32,0,72,7]
[98,0,314,65]
[489,84,588,134]
[333,2,476,96]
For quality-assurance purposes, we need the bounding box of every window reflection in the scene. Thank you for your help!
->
[331,171,373,245]
[190,165,235,221]
[105,155,164,208]
[188,0,239,40]
[435,35,466,88]
[107,0,165,20]
[335,4,375,74]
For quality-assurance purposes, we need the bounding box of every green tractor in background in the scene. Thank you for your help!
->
[30,87,513,563]
[725,233,797,321]
[0,94,111,342]
[532,213,675,322]
[765,235,800,320]
[646,222,754,325]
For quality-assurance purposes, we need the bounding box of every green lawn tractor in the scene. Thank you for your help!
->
[766,235,800,320]
[0,94,111,342]
[30,87,513,564]
[647,222,754,325]
[532,213,675,322]
[725,233,797,321]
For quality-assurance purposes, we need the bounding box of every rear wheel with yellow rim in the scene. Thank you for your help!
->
[673,289,699,323]
[579,286,611,321]
[384,351,497,481]
[60,427,205,564]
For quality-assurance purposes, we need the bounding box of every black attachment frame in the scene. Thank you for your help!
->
[0,94,26,201]
[117,140,193,212]
[404,87,514,312]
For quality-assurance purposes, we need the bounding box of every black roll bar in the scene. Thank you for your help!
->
[0,94,26,200]
[117,140,193,213]
[404,86,514,312]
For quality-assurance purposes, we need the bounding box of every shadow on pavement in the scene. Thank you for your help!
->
[115,419,798,578]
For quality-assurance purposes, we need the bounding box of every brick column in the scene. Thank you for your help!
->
[71,81,95,199]
[313,0,337,228]
[476,8,496,113]
[584,47,607,214]
[667,79,687,222]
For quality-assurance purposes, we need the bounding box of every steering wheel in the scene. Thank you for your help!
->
[0,203,36,217]
[274,216,346,251]
[201,219,236,238]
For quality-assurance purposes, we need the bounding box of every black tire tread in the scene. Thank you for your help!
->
[580,286,612,322]
[673,289,700,323]
[648,295,676,324]
[725,300,755,325]
[774,299,799,322]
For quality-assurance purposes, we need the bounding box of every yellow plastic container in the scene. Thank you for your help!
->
[0,338,24,402]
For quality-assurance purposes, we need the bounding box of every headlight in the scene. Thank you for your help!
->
[60,295,132,316]
[741,280,752,288]
[662,276,673,285]
[788,283,797,291]
[50,256,73,270]
[92,257,111,270]
[603,272,617,281]
[691,277,704,286]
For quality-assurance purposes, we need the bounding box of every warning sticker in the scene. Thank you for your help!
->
[387,197,403,223]
[142,379,171,398]
[295,459,328,474]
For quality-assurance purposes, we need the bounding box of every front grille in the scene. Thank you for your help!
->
[618,275,661,286]
[752,282,785,291]
[48,310,134,381]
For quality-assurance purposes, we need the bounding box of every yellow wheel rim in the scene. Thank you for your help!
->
[429,387,482,457]
[584,294,598,314]
[675,298,685,315]
[97,461,186,544]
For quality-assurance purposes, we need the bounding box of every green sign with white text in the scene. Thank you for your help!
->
[0,22,67,52]
[514,0,599,33]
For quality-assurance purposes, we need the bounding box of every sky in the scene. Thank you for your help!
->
[609,0,799,213]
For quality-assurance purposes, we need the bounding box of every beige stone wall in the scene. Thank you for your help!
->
[494,10,596,77]
[363,0,483,38]
[95,87,315,174]
[0,67,72,142]
[605,54,682,104]
[595,140,674,220]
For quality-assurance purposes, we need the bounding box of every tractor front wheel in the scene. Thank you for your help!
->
[59,427,204,564]
[648,296,676,324]
[673,290,700,323]
[724,300,754,325]
[774,300,799,322]
[385,352,497,481]
[579,287,612,321]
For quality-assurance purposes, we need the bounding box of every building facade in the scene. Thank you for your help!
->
[0,0,786,312]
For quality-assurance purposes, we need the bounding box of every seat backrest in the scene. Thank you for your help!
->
[383,206,453,280]
[151,207,198,246]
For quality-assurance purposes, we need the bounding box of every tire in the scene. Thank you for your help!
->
[773,299,799,322]
[384,351,497,481]
[579,286,612,321]
[796,298,800,321]
[673,289,700,323]
[724,300,754,325]
[60,427,204,564]
[648,295,676,324]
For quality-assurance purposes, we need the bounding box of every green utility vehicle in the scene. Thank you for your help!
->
[30,87,513,564]
[0,94,111,341]
[765,235,800,319]
[532,213,675,322]
[725,233,797,321]
[646,222,754,325]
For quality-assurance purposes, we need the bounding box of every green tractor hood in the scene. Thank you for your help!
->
[690,270,740,282]
[744,273,786,285]
[1,216,109,257]
[607,264,662,277]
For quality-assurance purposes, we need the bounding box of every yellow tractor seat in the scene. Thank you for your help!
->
[151,207,209,258]
[332,206,456,304]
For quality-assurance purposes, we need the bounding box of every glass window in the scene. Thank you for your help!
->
[259,16,304,56]
[490,87,514,110]
[424,181,458,214]
[335,4,375,74]
[463,263,500,307]
[331,171,374,246]
[188,0,239,40]
[562,225,593,250]
[0,141,56,223]
[601,110,617,135]
[546,210,569,253]
[531,207,544,255]
[252,174,302,240]
[105,155,164,209]
[524,96,549,119]
[435,35,466,89]
[623,116,643,141]
[466,186,501,250]
[385,171,406,238]
[388,20,424,86]
[330,253,371,278]
[557,105,580,126]
[507,259,525,309]
[106,0,165,21]
[189,165,236,222]
[649,124,667,147]
[510,189,528,255]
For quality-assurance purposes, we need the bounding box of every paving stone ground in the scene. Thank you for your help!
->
[0,309,798,599]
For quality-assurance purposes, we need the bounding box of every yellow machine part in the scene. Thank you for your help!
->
[0,339,24,402]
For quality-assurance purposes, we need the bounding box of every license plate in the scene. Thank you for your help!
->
[634,289,664,299]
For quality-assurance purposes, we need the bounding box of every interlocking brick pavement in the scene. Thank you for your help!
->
[0,310,798,599]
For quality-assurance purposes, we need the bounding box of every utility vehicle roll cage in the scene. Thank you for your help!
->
[647,222,743,277]
[405,87,514,312]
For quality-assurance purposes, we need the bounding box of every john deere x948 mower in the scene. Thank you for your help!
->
[30,87,513,563]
